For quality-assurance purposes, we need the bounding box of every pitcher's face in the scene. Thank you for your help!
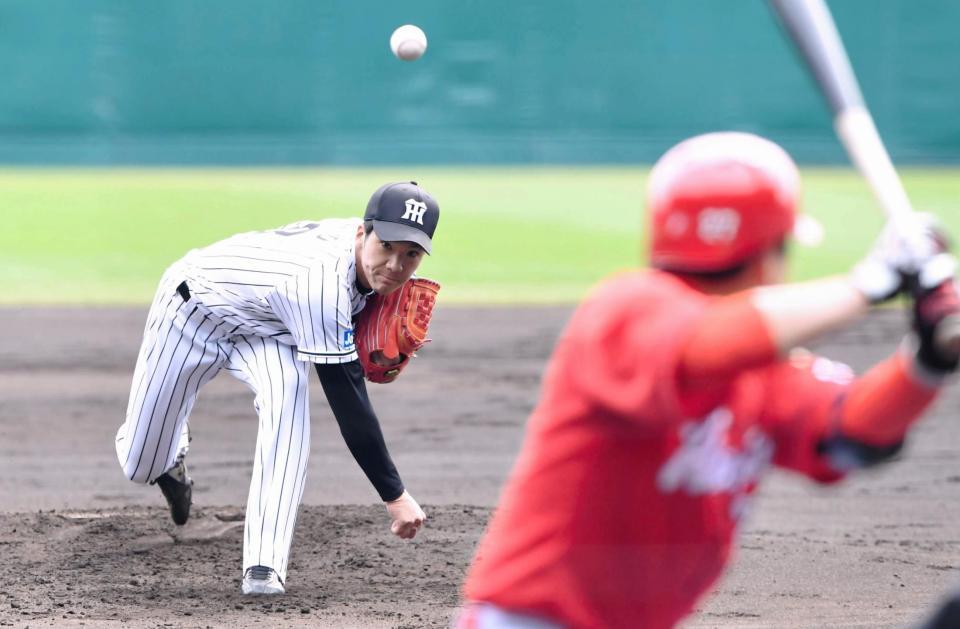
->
[357,228,424,295]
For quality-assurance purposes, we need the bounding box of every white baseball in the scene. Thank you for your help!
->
[390,24,427,61]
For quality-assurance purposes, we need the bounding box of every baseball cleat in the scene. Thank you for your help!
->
[153,459,193,526]
[241,565,285,595]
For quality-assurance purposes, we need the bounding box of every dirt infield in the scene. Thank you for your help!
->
[2,306,960,628]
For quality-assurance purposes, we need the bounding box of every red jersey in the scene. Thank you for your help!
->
[464,270,854,629]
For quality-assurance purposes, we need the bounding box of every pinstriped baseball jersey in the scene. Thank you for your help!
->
[179,218,371,364]
[117,218,373,583]
[118,181,441,593]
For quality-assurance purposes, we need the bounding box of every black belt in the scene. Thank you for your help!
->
[176,281,192,301]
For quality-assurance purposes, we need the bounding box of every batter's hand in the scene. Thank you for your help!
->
[386,490,426,539]
[850,214,948,304]
[909,254,960,375]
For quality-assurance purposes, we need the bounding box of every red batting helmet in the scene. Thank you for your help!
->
[647,131,811,272]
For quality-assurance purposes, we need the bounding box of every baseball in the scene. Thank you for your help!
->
[390,24,427,61]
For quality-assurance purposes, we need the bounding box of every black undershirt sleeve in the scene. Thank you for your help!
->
[315,361,404,502]
[817,433,905,472]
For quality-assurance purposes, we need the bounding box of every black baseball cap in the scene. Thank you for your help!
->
[364,181,440,254]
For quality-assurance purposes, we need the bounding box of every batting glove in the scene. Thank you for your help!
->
[908,254,960,376]
[850,214,948,304]
[849,254,902,304]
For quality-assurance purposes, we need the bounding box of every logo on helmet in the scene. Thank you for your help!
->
[697,208,741,244]
[401,199,428,225]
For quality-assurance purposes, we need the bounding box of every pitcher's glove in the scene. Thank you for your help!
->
[355,277,440,383]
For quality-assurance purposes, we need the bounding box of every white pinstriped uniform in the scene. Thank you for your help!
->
[115,218,370,581]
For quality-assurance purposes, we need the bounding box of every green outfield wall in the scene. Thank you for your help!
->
[0,1,957,165]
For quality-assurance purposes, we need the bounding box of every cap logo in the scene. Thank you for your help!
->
[401,199,428,225]
[697,208,740,244]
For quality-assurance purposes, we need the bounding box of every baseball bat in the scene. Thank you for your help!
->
[769,0,960,355]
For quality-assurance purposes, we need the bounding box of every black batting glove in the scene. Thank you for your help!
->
[907,254,960,376]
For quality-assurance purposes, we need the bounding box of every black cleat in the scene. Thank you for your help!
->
[153,459,193,525]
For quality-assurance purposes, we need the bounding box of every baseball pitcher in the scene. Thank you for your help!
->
[115,181,440,595]
[458,133,960,629]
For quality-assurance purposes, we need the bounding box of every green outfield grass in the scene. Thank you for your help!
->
[2,167,959,305]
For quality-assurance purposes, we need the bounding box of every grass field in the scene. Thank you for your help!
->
[2,167,959,305]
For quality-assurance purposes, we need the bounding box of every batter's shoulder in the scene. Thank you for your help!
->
[563,270,706,343]
[586,269,698,307]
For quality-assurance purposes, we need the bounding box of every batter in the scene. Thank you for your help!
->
[459,133,959,629]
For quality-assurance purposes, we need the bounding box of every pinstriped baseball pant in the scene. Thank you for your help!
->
[115,265,310,582]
